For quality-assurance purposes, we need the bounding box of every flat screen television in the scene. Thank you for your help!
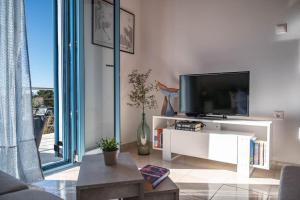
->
[180,71,249,117]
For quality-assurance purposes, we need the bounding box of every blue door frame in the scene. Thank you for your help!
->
[63,0,86,162]
[75,0,85,161]
[114,0,121,144]
[46,0,120,169]
[43,0,69,171]
[44,0,85,170]
[69,0,86,162]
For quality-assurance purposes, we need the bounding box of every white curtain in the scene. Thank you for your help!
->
[0,0,43,183]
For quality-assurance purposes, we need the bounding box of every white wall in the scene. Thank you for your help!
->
[84,0,142,150]
[140,0,300,164]
[84,0,114,150]
[120,0,143,145]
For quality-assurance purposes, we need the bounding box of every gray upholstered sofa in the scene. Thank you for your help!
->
[279,165,300,200]
[0,170,62,200]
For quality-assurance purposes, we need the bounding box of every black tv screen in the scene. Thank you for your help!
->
[180,71,249,117]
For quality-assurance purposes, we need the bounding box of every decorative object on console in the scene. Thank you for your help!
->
[92,0,135,54]
[140,165,170,189]
[97,138,119,165]
[128,69,157,155]
[157,82,179,116]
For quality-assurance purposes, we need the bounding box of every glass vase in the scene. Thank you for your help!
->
[137,113,150,155]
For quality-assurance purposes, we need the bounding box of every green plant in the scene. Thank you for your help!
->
[32,90,54,108]
[127,69,157,113]
[97,138,119,152]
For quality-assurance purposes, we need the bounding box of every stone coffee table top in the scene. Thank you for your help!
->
[77,152,144,189]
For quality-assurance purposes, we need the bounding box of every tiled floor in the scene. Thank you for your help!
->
[32,146,281,200]
[39,133,63,165]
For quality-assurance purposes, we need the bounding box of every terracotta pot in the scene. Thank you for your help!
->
[103,150,118,165]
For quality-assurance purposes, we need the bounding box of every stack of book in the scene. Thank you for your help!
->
[140,165,170,189]
[175,120,204,131]
[250,138,267,166]
[153,128,163,148]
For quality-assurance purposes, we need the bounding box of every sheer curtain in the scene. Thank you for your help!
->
[0,0,43,182]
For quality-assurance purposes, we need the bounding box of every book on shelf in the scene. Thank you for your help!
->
[250,139,267,166]
[250,138,256,165]
[259,141,264,166]
[154,128,163,148]
[254,140,260,165]
[154,135,158,147]
[157,129,161,148]
[140,165,170,189]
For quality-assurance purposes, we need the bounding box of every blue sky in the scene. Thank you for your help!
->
[25,0,54,88]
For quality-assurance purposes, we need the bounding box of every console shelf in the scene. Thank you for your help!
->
[152,115,273,177]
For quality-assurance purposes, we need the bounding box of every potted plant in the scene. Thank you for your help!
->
[128,69,157,155]
[98,138,119,165]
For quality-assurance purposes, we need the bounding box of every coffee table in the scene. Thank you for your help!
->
[76,152,144,200]
[124,177,179,200]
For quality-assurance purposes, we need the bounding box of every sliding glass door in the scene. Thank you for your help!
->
[26,0,65,168]
[58,0,120,161]
[26,0,120,170]
[83,0,120,152]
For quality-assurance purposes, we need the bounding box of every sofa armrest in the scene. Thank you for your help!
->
[0,189,63,200]
[279,165,300,200]
[0,170,28,195]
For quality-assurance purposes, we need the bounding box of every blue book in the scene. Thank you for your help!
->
[250,139,256,165]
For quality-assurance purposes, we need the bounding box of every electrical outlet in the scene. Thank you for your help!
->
[273,111,284,120]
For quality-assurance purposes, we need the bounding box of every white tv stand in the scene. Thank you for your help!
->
[152,115,273,177]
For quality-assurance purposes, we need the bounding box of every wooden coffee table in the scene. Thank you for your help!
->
[125,177,179,200]
[76,152,144,200]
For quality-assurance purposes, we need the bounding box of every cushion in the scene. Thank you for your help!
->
[0,170,28,195]
[0,189,63,200]
[279,165,300,200]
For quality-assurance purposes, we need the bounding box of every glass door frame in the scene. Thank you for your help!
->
[72,0,121,160]
[43,0,85,170]
[42,0,69,171]
[44,0,121,170]
[114,0,121,144]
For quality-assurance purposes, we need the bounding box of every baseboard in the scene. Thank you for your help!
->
[271,160,300,169]
[120,142,154,152]
[120,142,137,152]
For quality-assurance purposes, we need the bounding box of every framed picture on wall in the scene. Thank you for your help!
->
[92,0,135,54]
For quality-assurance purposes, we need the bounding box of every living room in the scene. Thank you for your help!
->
[1,0,300,199]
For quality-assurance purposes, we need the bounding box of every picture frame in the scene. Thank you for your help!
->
[92,0,135,54]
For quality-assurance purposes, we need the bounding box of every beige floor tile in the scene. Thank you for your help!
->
[225,184,272,196]
[52,187,76,200]
[46,166,80,181]
[268,185,279,199]
[32,180,71,192]
[36,147,282,200]
[177,183,222,199]
[179,168,236,184]
[268,195,278,200]
[180,192,208,200]
[212,185,269,200]
[252,168,281,180]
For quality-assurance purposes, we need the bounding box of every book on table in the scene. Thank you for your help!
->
[140,165,170,189]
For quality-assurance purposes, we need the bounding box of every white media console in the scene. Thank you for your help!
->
[152,115,273,177]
